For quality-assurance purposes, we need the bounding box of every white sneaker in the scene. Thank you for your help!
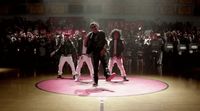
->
[74,74,80,82]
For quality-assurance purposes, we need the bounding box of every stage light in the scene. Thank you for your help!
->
[0,68,15,73]
[34,48,37,54]
[138,27,142,31]
[156,33,161,36]
[177,44,187,55]
[166,43,173,48]
[190,43,198,49]
[189,43,198,54]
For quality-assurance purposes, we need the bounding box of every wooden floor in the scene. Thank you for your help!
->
[0,68,200,111]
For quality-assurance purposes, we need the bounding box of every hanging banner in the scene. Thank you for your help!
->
[160,5,176,15]
[178,6,193,15]
[46,3,65,14]
[28,4,45,14]
[178,0,193,4]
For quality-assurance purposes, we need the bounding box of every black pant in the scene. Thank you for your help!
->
[92,53,110,84]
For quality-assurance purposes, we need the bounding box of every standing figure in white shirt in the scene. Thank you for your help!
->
[75,30,94,81]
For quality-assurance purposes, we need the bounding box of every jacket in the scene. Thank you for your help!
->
[109,39,125,57]
[86,30,107,55]
[60,38,77,56]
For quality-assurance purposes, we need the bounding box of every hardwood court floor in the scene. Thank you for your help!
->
[0,68,200,111]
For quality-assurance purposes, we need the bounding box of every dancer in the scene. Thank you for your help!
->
[51,33,78,80]
[85,22,116,87]
[108,29,129,81]
[75,30,94,81]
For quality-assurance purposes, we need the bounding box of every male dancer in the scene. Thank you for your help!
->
[108,29,129,81]
[85,22,116,87]
[75,30,94,81]
[51,33,78,80]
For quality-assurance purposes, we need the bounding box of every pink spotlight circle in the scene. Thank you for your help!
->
[36,76,168,97]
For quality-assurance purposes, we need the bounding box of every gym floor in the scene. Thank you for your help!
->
[0,68,200,111]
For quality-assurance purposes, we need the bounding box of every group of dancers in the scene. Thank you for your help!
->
[51,22,129,87]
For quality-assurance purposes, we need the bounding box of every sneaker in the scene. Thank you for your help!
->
[106,73,116,81]
[73,74,79,80]
[74,75,80,82]
[57,75,63,79]
[93,83,98,87]
[123,76,129,81]
[73,75,76,80]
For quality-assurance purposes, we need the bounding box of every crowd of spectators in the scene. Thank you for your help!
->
[0,17,200,74]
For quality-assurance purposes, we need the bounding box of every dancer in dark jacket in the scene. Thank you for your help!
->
[85,22,116,87]
[108,29,129,81]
